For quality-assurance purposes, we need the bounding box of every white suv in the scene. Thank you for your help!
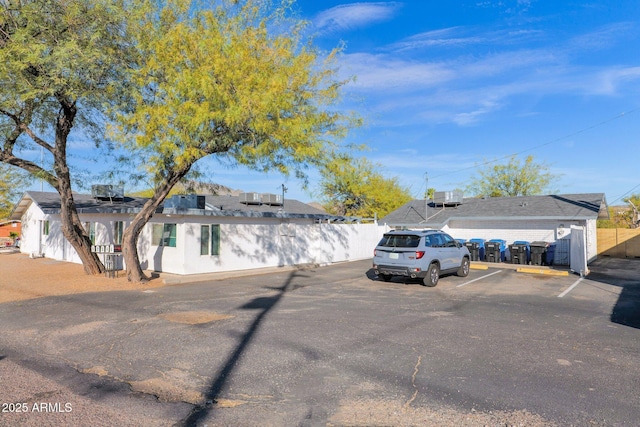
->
[373,230,470,287]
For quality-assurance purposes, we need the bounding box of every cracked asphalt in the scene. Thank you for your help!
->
[1,258,639,426]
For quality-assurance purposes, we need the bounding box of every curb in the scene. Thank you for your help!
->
[160,262,324,286]
[516,267,570,276]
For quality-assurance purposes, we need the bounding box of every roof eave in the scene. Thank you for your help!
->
[384,215,599,228]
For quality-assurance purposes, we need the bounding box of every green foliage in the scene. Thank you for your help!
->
[0,163,32,219]
[1,0,142,274]
[106,0,357,281]
[426,188,435,200]
[599,194,640,228]
[317,153,413,218]
[0,0,133,184]
[466,155,558,198]
[625,194,640,209]
[110,0,355,189]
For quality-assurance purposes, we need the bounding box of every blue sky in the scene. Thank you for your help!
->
[212,0,640,205]
[31,1,640,206]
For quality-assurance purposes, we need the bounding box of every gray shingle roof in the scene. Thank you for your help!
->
[202,195,327,216]
[11,191,335,220]
[380,193,608,227]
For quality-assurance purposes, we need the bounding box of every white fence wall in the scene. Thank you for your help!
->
[21,201,388,275]
[161,222,387,275]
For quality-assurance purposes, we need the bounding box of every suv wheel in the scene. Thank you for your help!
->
[457,257,470,277]
[423,263,439,287]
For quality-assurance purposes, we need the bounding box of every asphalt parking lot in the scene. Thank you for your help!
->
[0,257,639,426]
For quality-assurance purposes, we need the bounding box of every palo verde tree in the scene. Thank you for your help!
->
[466,155,558,198]
[599,194,640,228]
[0,163,32,219]
[111,0,356,282]
[0,0,133,274]
[317,153,412,218]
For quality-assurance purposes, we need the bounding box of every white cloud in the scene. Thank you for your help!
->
[389,27,483,51]
[330,17,640,129]
[314,2,401,33]
[341,52,453,90]
[452,102,500,126]
[591,66,640,95]
[568,22,636,51]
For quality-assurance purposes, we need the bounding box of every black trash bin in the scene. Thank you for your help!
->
[530,241,550,266]
[485,239,506,263]
[464,240,479,261]
[465,238,486,261]
[509,240,530,265]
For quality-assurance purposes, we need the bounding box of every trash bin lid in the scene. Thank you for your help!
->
[530,241,549,247]
[513,240,530,246]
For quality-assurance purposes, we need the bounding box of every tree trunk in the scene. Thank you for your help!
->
[58,185,105,275]
[53,98,105,275]
[123,166,192,283]
[123,214,149,283]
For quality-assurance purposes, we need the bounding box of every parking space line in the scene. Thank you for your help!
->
[457,270,502,288]
[558,277,584,298]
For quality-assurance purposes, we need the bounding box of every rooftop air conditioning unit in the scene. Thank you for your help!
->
[239,192,261,205]
[433,190,463,206]
[91,184,124,201]
[164,194,205,210]
[260,193,283,206]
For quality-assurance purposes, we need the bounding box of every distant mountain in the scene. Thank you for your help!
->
[307,202,327,212]
[175,181,242,196]
[129,181,243,198]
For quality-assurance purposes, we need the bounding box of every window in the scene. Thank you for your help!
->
[114,221,124,245]
[42,220,49,236]
[442,233,458,247]
[81,222,96,244]
[152,223,177,247]
[200,224,220,255]
[85,222,96,245]
[377,234,421,248]
[200,225,210,255]
[211,224,220,255]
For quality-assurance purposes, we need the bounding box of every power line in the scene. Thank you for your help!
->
[610,182,640,205]
[429,108,639,181]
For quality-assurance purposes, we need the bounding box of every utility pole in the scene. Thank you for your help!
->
[281,183,288,210]
[629,200,640,228]
[40,146,44,191]
[424,172,428,223]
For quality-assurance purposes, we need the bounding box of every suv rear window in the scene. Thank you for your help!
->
[377,234,421,248]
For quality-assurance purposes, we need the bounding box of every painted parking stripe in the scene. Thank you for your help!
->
[457,270,503,288]
[558,277,584,298]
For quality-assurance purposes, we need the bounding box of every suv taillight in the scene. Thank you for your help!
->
[374,249,377,256]
[416,251,425,259]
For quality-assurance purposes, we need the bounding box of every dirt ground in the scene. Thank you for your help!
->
[0,252,167,304]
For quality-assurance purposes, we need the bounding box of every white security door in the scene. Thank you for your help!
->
[570,225,588,276]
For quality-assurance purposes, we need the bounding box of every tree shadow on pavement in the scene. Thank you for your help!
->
[180,269,304,426]
[588,257,640,329]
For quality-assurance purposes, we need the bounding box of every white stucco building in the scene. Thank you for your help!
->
[380,193,609,268]
[11,191,385,275]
